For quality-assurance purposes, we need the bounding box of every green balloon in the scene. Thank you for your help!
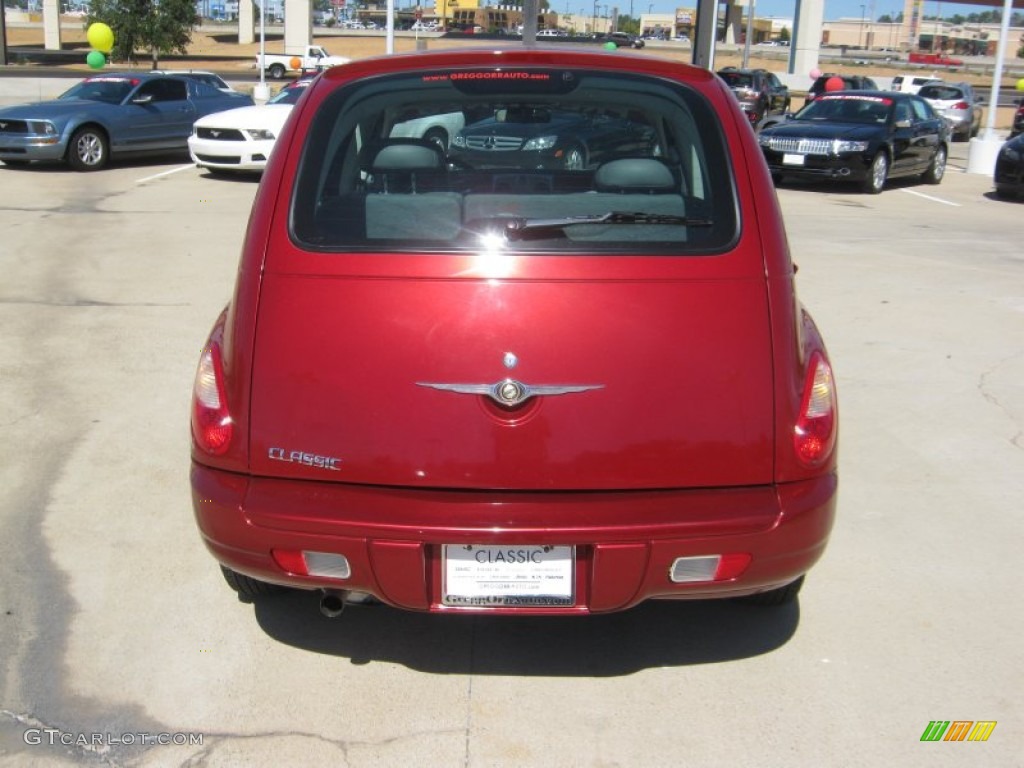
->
[603,41,618,50]
[86,50,106,69]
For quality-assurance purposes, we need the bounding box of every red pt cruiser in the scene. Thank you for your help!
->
[191,48,838,617]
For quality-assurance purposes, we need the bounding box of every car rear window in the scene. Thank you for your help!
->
[918,85,964,100]
[717,72,754,88]
[291,67,738,254]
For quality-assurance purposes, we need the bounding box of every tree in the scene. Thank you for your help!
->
[88,0,200,69]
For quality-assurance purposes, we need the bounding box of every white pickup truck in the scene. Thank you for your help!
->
[256,45,350,80]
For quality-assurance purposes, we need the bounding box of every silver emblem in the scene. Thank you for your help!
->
[210,129,222,138]
[503,352,518,370]
[417,378,602,408]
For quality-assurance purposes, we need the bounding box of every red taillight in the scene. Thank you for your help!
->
[950,101,969,111]
[794,353,836,467]
[191,344,233,455]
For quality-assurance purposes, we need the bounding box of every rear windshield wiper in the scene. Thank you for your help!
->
[502,211,713,240]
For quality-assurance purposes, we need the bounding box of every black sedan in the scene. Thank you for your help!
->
[448,106,657,171]
[0,72,252,171]
[758,91,950,194]
[994,133,1024,200]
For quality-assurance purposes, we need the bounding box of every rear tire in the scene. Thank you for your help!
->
[922,144,946,185]
[220,566,287,601]
[268,63,286,80]
[738,575,805,606]
[862,152,888,194]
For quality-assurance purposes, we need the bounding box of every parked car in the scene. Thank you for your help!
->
[759,91,949,193]
[385,109,466,150]
[918,82,982,140]
[1012,99,1024,138]
[603,31,644,48]
[994,132,1024,199]
[716,67,790,128]
[804,74,879,106]
[448,106,658,170]
[890,75,942,94]
[190,48,838,617]
[189,75,315,174]
[0,72,252,171]
[155,69,236,93]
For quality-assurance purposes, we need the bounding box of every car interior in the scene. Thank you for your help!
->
[291,70,737,252]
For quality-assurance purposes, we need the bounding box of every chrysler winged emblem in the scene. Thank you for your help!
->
[417,378,602,408]
[418,353,602,408]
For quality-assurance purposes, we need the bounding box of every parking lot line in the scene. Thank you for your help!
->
[136,164,195,185]
[897,188,960,206]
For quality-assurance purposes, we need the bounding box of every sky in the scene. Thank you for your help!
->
[633,0,1003,22]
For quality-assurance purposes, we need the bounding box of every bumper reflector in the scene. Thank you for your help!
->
[669,554,751,583]
[272,550,351,580]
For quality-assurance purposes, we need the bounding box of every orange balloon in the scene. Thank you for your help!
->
[290,56,302,70]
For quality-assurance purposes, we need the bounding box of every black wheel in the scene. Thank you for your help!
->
[771,172,784,186]
[66,125,109,171]
[220,565,287,601]
[862,152,888,194]
[922,144,946,185]
[422,126,449,151]
[563,144,586,171]
[268,63,286,80]
[738,575,804,606]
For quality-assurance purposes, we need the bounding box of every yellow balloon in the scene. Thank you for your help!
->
[1017,78,1024,91]
[87,23,115,55]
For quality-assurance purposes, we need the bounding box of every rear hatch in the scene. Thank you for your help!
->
[247,270,774,490]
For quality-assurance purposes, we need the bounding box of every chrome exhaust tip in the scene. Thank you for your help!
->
[319,590,347,618]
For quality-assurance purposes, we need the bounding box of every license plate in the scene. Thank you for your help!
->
[783,153,805,166]
[443,545,575,607]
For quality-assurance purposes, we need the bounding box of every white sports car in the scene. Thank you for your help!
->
[189,77,313,173]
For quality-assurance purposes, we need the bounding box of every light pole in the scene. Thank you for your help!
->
[254,0,269,102]
[742,0,756,67]
[859,4,866,48]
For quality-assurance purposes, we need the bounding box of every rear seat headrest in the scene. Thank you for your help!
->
[371,140,445,172]
[595,158,675,193]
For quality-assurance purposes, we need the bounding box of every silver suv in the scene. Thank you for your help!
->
[918,82,983,140]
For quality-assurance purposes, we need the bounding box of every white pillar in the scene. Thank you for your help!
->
[788,0,823,78]
[43,0,62,51]
[284,0,313,54]
[240,0,255,45]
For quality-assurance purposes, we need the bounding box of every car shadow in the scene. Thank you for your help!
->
[196,169,263,183]
[983,190,1021,203]
[249,591,800,674]
[1,152,194,173]
[774,175,938,196]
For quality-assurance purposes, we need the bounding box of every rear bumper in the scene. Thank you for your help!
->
[192,463,837,614]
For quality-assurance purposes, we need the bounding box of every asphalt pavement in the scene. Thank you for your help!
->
[0,85,1021,767]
